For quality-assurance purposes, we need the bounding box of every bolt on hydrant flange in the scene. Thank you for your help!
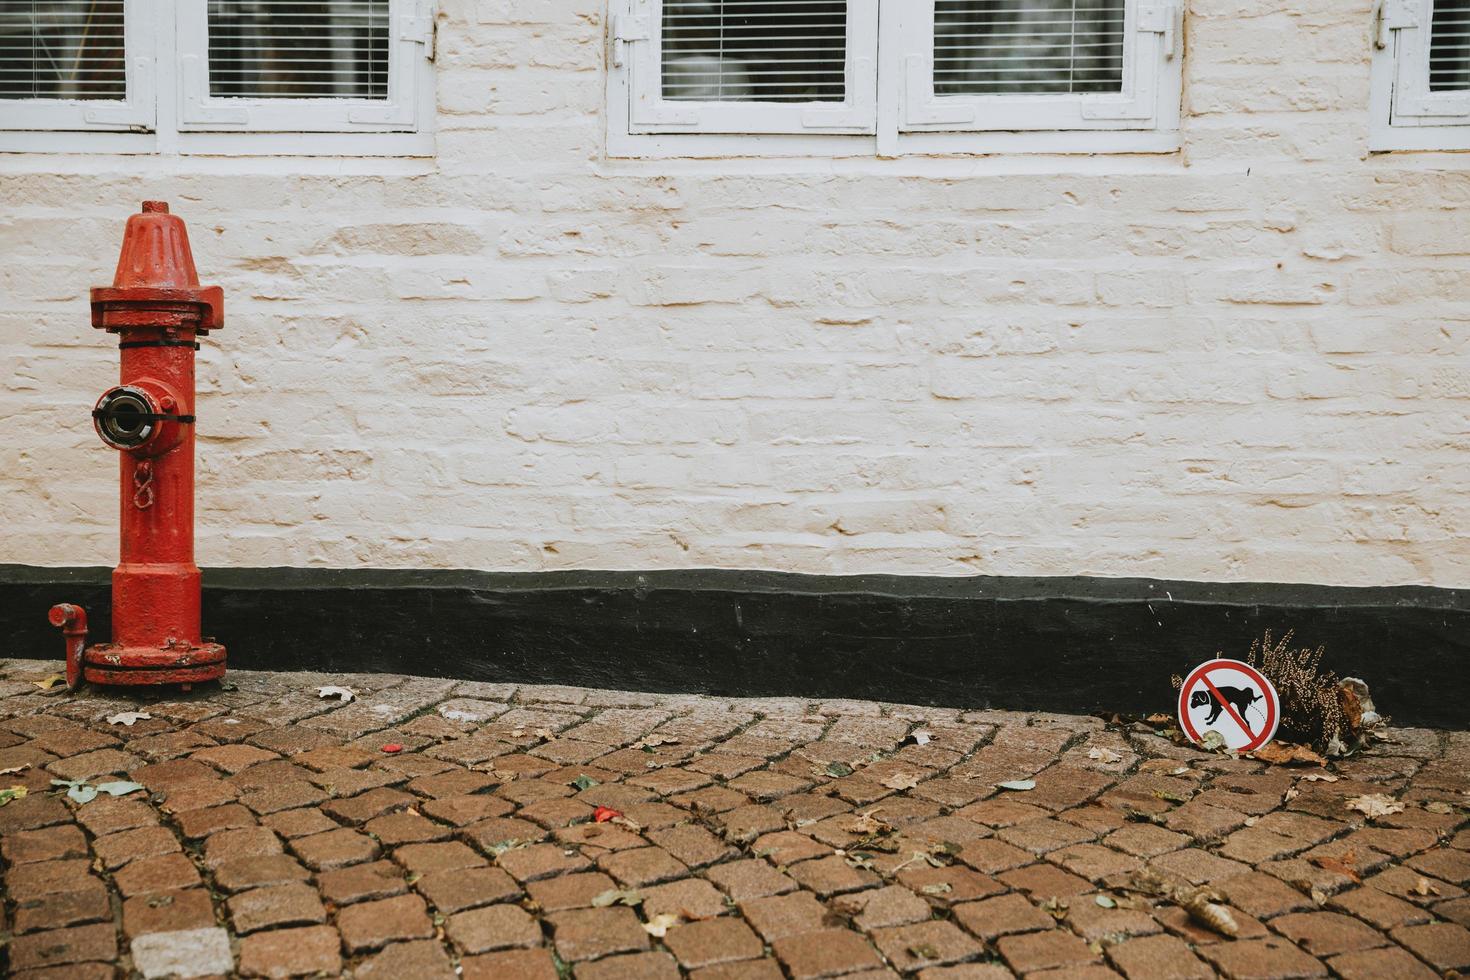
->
[50,201,227,689]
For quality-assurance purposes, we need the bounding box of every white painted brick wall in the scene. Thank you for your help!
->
[2,0,1467,587]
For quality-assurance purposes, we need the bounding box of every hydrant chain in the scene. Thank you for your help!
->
[132,459,154,510]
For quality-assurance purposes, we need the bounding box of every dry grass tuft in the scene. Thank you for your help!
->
[1245,629,1347,751]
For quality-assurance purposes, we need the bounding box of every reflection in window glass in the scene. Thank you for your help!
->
[661,0,847,103]
[207,0,389,99]
[934,0,1124,96]
[0,0,127,100]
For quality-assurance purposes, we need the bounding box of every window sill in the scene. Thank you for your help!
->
[606,129,1181,162]
[0,130,435,158]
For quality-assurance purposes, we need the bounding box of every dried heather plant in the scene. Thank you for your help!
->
[1246,629,1346,750]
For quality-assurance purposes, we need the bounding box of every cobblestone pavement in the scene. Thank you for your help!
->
[0,661,1467,979]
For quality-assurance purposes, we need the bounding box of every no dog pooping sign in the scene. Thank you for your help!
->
[1177,659,1280,752]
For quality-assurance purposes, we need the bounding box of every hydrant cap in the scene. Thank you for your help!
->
[112,200,201,290]
[91,201,224,332]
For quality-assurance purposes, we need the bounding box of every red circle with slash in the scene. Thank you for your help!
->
[1177,659,1279,752]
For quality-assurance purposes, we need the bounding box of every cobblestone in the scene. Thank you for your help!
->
[0,662,1465,978]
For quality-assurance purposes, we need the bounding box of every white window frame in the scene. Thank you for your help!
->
[618,0,878,135]
[0,0,435,155]
[0,2,154,132]
[608,0,1182,157]
[1371,0,1470,150]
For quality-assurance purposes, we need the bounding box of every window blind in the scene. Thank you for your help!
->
[660,0,847,103]
[0,0,127,100]
[1431,0,1470,92]
[933,0,1125,96]
[206,0,390,99]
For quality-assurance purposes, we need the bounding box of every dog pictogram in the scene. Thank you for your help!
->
[1188,686,1264,726]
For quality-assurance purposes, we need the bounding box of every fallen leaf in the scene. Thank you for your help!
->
[996,780,1036,792]
[636,735,680,749]
[1424,802,1454,815]
[591,889,644,908]
[0,763,31,776]
[1346,793,1405,820]
[881,772,922,791]
[907,943,940,960]
[571,775,598,791]
[32,673,65,691]
[316,685,354,703]
[920,883,952,896]
[105,711,152,727]
[823,762,854,778]
[0,785,27,806]
[908,730,933,746]
[533,728,554,740]
[1303,773,1339,783]
[593,806,623,823]
[1310,854,1361,884]
[51,779,97,805]
[96,781,145,797]
[381,743,403,755]
[1174,885,1238,938]
[1199,731,1227,752]
[1283,786,1300,803]
[846,809,890,835]
[1145,713,1172,725]
[643,913,680,938]
[1095,895,1117,908]
[1041,898,1069,921]
[1252,742,1327,767]
[1088,747,1123,764]
[1413,877,1441,897]
[609,815,643,833]
[440,708,481,723]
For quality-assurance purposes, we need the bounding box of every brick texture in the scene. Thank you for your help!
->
[3,2,1466,588]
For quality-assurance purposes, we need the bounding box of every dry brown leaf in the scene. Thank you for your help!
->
[1174,886,1238,938]
[1251,742,1327,767]
[881,772,922,791]
[637,735,680,749]
[1346,793,1405,819]
[1413,877,1441,897]
[1088,747,1123,764]
[643,913,680,937]
[0,763,31,776]
[31,673,65,691]
[1303,772,1339,782]
[845,808,890,835]
[1309,851,1361,884]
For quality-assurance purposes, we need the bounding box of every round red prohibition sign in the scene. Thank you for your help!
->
[1177,659,1280,753]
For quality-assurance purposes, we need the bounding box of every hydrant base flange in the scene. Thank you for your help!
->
[80,641,226,686]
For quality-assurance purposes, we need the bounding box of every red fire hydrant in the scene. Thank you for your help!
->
[49,201,227,689]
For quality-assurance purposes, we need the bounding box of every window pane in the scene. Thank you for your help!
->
[661,0,847,103]
[207,0,390,99]
[0,0,126,100]
[1431,0,1470,92]
[934,0,1124,96]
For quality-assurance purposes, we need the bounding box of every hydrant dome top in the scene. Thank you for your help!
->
[112,199,200,289]
[91,200,224,332]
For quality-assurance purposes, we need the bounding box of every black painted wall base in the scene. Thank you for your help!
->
[1,565,1465,728]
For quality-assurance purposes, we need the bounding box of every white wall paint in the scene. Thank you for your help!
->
[2,0,1467,587]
